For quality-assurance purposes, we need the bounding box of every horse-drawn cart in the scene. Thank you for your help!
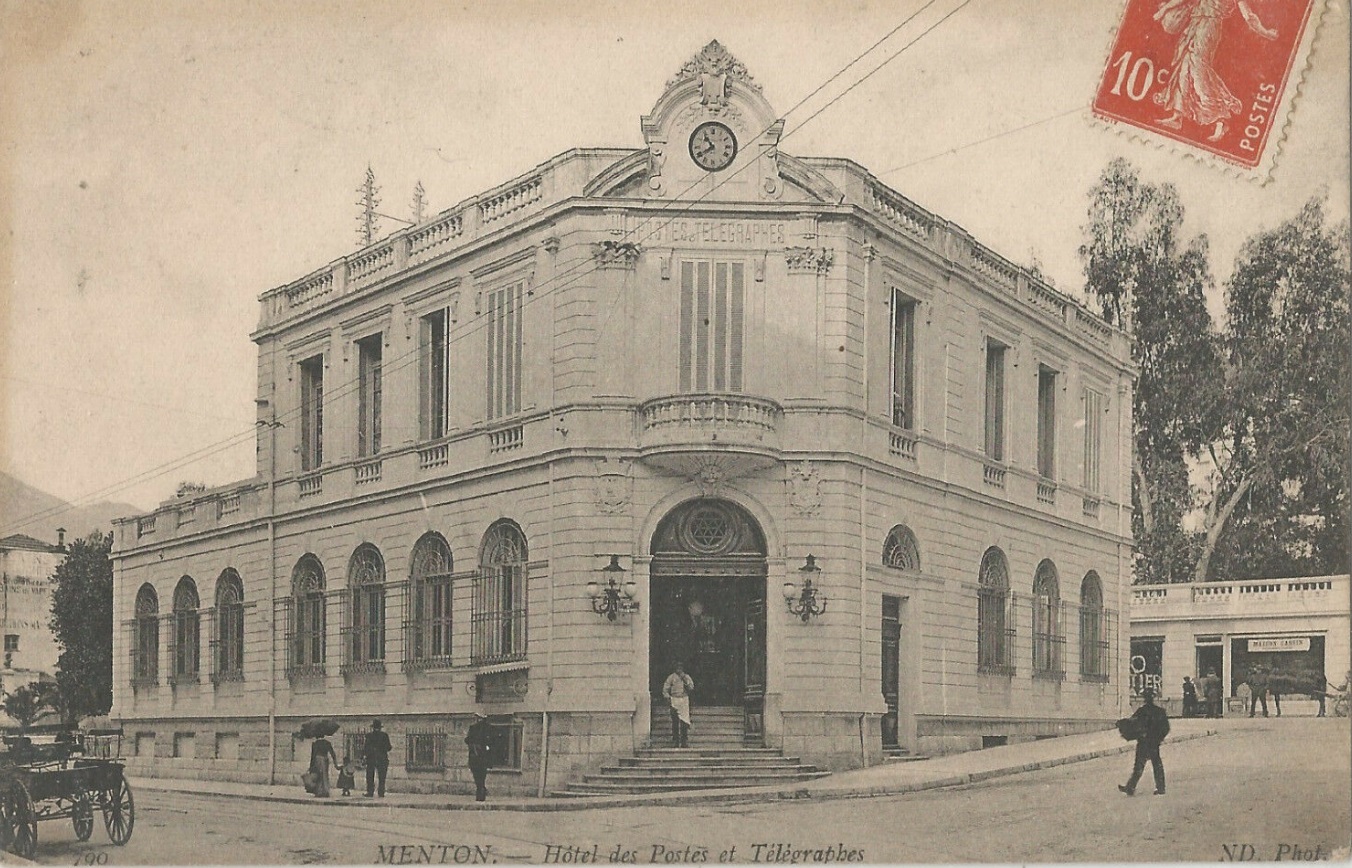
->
[0,732,134,859]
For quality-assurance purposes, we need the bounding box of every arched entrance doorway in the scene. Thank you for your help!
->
[649,498,767,742]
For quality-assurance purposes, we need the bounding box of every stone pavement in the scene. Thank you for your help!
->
[127,718,1219,813]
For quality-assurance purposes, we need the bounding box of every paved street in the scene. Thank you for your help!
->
[24,718,1350,865]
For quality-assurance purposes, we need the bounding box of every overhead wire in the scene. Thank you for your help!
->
[3,0,974,536]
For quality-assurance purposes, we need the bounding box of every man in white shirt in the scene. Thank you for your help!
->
[663,663,695,747]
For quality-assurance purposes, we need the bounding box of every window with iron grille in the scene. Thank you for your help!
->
[342,544,386,674]
[343,732,368,767]
[405,730,448,771]
[356,333,383,457]
[132,584,159,686]
[679,259,745,393]
[882,524,921,572]
[890,291,917,430]
[406,533,454,670]
[169,576,201,685]
[1079,571,1111,681]
[287,555,326,678]
[977,548,1015,675]
[472,521,527,665]
[1032,560,1064,679]
[213,569,245,683]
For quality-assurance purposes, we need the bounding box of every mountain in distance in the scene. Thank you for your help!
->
[0,470,142,546]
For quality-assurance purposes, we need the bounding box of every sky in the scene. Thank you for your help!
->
[1,0,1347,524]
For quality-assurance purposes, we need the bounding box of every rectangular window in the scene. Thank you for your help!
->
[419,309,451,440]
[890,293,916,429]
[486,281,524,421]
[133,617,159,685]
[679,259,745,392]
[356,334,383,457]
[214,601,244,682]
[1037,366,1057,479]
[485,719,524,770]
[3,635,18,652]
[344,732,368,767]
[983,342,1006,461]
[299,355,324,471]
[1082,388,1104,493]
[405,731,448,771]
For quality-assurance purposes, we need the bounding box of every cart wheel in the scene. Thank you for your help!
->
[102,776,134,845]
[73,794,95,841]
[2,780,37,860]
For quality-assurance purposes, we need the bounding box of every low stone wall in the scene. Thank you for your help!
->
[777,711,883,771]
[914,715,1113,757]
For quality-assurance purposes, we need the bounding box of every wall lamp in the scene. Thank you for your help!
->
[783,555,827,622]
[587,555,640,621]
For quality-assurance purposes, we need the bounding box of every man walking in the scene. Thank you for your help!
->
[363,719,392,797]
[1119,687,1170,796]
[465,711,493,802]
[663,662,695,748]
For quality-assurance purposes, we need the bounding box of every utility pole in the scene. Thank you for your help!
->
[412,180,427,224]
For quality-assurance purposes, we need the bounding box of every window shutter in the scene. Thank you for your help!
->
[679,262,694,392]
[729,262,745,391]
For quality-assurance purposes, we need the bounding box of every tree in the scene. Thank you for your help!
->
[1,681,58,732]
[49,531,114,723]
[1205,199,1350,580]
[1080,159,1221,584]
[1082,162,1351,583]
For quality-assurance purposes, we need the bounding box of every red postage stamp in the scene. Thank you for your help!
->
[1092,0,1322,173]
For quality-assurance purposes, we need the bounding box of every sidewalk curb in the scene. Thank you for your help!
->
[130,728,1218,813]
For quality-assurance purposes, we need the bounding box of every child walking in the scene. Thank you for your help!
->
[337,756,356,797]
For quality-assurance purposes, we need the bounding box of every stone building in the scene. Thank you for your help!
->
[111,41,1135,794]
[1130,574,1350,716]
[0,532,66,700]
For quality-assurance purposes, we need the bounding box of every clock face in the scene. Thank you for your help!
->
[689,122,738,171]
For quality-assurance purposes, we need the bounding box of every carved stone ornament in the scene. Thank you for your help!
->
[692,461,728,497]
[592,240,642,269]
[785,246,834,275]
[666,40,763,96]
[787,461,822,516]
[594,459,631,516]
[541,236,560,254]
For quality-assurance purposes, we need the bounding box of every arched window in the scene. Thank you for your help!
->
[344,544,386,672]
[474,521,528,665]
[1032,560,1063,678]
[882,525,921,571]
[408,533,454,669]
[214,569,245,683]
[289,555,326,677]
[170,577,201,684]
[977,547,1013,675]
[133,584,159,686]
[1079,572,1109,681]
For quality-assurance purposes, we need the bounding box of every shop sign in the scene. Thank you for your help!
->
[1129,637,1164,696]
[1248,637,1310,653]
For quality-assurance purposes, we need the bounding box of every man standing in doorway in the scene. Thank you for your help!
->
[1119,687,1170,796]
[664,662,695,748]
[363,719,392,797]
[1202,669,1223,718]
[466,712,493,802]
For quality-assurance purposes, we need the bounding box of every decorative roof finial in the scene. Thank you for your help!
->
[667,39,762,95]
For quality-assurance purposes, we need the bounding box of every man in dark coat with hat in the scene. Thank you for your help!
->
[1119,687,1170,796]
[364,719,392,797]
[465,712,494,802]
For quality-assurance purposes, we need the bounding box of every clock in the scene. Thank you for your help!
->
[688,122,738,171]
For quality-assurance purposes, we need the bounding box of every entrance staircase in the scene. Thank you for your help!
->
[552,707,831,796]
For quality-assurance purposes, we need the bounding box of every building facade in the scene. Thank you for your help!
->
[111,41,1135,794]
[0,533,66,702]
[1130,574,1350,715]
